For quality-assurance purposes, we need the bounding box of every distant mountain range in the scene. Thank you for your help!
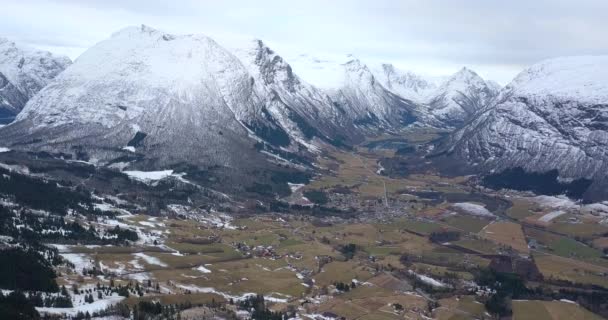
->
[0,25,496,165]
[1,25,607,199]
[0,37,70,123]
[287,53,500,128]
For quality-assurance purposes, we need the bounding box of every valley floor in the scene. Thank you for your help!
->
[2,129,608,320]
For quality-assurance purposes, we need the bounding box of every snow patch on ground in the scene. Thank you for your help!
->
[124,170,173,182]
[195,265,212,273]
[452,202,494,217]
[99,261,126,275]
[531,195,577,209]
[288,183,305,193]
[133,252,167,267]
[61,253,94,274]
[139,221,156,227]
[409,270,447,287]
[93,202,131,215]
[37,296,124,316]
[538,210,567,222]
[175,284,289,303]
[583,202,608,214]
[0,147,10,153]
[126,272,153,281]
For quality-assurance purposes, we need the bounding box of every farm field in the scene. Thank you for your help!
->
[480,221,529,254]
[512,300,604,320]
[15,134,608,319]
[533,253,608,288]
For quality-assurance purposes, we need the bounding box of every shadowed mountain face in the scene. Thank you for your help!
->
[426,67,500,127]
[0,25,431,174]
[4,25,607,200]
[435,56,608,201]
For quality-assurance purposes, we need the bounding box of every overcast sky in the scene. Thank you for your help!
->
[2,0,607,84]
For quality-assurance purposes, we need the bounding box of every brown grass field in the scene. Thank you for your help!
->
[480,221,529,254]
[435,295,486,320]
[512,300,604,320]
[533,253,608,288]
[313,284,428,319]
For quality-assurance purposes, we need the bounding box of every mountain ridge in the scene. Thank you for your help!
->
[435,55,608,200]
[0,37,71,122]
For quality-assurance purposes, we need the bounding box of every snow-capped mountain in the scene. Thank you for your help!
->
[289,55,424,129]
[0,26,336,173]
[370,63,439,103]
[370,64,499,127]
[0,24,507,186]
[0,37,71,122]
[229,40,361,147]
[426,67,500,127]
[288,54,499,129]
[437,56,608,200]
[331,59,423,127]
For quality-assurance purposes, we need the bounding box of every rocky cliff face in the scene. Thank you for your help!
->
[0,37,70,122]
[0,26,301,172]
[426,67,500,127]
[437,56,608,200]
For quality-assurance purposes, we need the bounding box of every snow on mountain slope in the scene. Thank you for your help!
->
[332,59,421,127]
[503,56,608,104]
[0,37,70,122]
[370,63,438,103]
[369,64,499,127]
[287,54,348,90]
[438,55,608,200]
[0,25,321,173]
[229,40,361,146]
[486,80,502,94]
[288,54,423,128]
[262,53,500,129]
[426,67,499,127]
[15,25,264,128]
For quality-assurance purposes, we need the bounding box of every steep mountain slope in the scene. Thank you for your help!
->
[370,64,499,127]
[0,38,71,123]
[289,55,425,129]
[331,59,423,128]
[229,40,361,147]
[0,26,329,180]
[437,56,608,200]
[370,63,439,103]
[426,67,500,127]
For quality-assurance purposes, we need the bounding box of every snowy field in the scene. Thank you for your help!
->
[451,202,494,217]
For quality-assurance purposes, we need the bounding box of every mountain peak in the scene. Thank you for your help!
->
[110,25,192,43]
[440,67,488,91]
[344,58,365,69]
[343,59,378,87]
[507,55,608,104]
[440,55,608,200]
[231,37,300,90]
[0,36,71,118]
[251,39,271,51]
[451,66,481,80]
[426,66,498,126]
[370,63,438,103]
[112,24,162,37]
